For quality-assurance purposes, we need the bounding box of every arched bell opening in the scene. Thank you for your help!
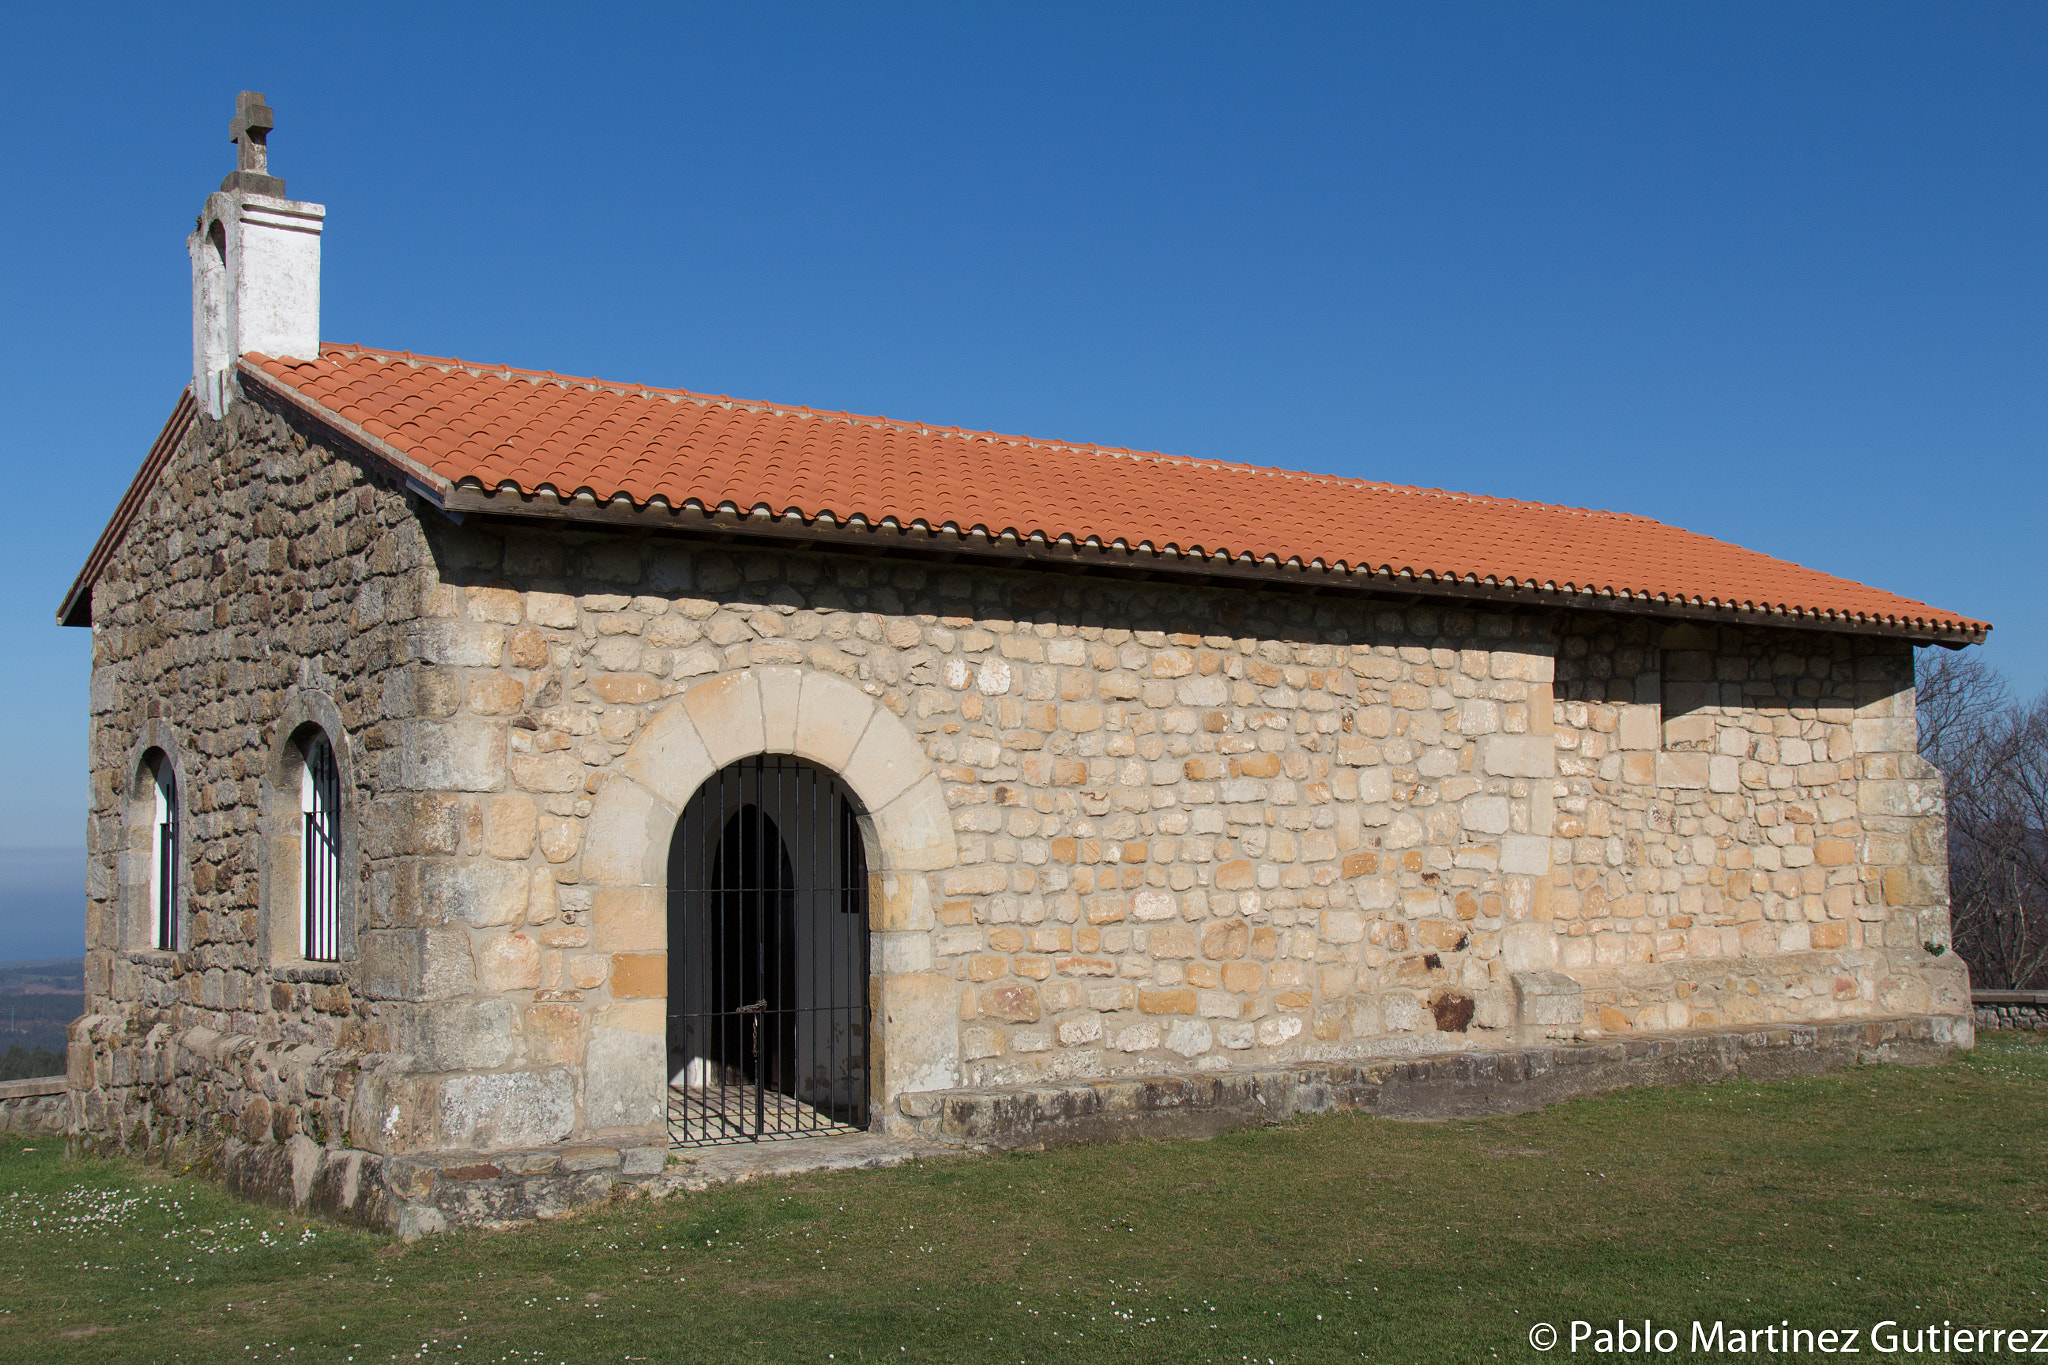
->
[666,754,872,1144]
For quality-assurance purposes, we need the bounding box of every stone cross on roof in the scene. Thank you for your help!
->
[221,91,286,197]
[230,92,274,174]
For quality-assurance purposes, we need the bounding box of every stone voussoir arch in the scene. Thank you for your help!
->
[579,667,963,1111]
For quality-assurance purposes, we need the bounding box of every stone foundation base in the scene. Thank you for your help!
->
[69,1013,1969,1235]
[891,1013,1973,1148]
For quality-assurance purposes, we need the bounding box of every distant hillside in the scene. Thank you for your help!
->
[0,957,80,1067]
[0,957,83,993]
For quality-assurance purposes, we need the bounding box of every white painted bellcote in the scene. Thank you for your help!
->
[190,91,324,418]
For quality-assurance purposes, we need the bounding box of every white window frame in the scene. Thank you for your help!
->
[300,733,341,962]
[150,761,178,951]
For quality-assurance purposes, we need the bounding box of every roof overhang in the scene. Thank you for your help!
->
[434,480,1989,648]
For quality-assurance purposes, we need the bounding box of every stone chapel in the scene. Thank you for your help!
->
[60,95,1987,1234]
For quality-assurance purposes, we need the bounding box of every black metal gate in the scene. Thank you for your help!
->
[666,754,871,1145]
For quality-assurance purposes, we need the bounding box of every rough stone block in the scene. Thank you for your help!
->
[401,720,505,792]
[1655,752,1710,789]
[436,1069,575,1150]
[1617,705,1659,751]
[1513,971,1583,1028]
[1459,795,1509,834]
[875,776,960,873]
[592,887,662,952]
[1479,734,1553,778]
[581,778,665,889]
[476,933,543,991]
[1501,922,1557,973]
[620,704,716,811]
[1500,835,1550,876]
[683,670,766,767]
[880,972,959,1095]
[412,999,520,1071]
[421,858,528,928]
[585,1029,664,1132]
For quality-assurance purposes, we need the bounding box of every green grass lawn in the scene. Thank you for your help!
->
[2,1035,2044,1365]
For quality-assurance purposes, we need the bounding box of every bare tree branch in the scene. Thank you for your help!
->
[1919,650,2048,989]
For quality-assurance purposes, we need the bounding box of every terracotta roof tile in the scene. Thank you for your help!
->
[242,346,1988,640]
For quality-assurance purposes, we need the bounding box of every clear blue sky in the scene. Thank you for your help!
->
[0,4,2042,957]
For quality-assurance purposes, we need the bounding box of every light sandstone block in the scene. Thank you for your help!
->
[1461,795,1511,834]
[1708,755,1741,793]
[1255,1015,1303,1047]
[621,703,717,811]
[880,971,960,1095]
[585,1026,665,1132]
[874,775,959,873]
[874,930,935,974]
[842,710,929,810]
[475,932,542,991]
[1459,699,1501,735]
[525,591,577,628]
[755,666,803,753]
[412,620,504,668]
[1502,921,1557,973]
[359,928,475,1002]
[1513,971,1582,1028]
[1113,1022,1162,1052]
[1478,734,1553,778]
[1500,835,1550,876]
[485,794,538,860]
[1129,889,1177,921]
[1320,910,1366,943]
[1854,718,1917,753]
[877,872,935,932]
[1382,993,1423,1032]
[581,778,666,889]
[1655,752,1710,789]
[1662,713,1715,747]
[508,750,583,794]
[1383,814,1424,849]
[1164,1020,1212,1057]
[1617,705,1659,751]
[683,671,766,767]
[411,999,519,1071]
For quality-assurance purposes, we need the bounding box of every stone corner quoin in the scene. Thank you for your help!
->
[67,391,1971,1231]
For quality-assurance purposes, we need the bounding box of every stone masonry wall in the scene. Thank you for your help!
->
[73,392,429,1172]
[1541,618,1967,1033]
[393,511,1968,1111]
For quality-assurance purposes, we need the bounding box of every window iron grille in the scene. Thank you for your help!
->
[301,734,341,962]
[668,754,870,1145]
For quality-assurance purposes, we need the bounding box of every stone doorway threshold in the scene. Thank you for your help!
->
[647,1129,971,1196]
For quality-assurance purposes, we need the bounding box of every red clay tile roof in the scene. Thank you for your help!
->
[238,345,1987,642]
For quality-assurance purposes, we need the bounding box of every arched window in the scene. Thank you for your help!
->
[147,753,179,951]
[300,732,341,962]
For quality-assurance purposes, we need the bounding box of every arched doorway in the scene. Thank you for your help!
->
[667,754,871,1144]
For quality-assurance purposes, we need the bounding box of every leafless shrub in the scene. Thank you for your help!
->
[1918,651,2048,990]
